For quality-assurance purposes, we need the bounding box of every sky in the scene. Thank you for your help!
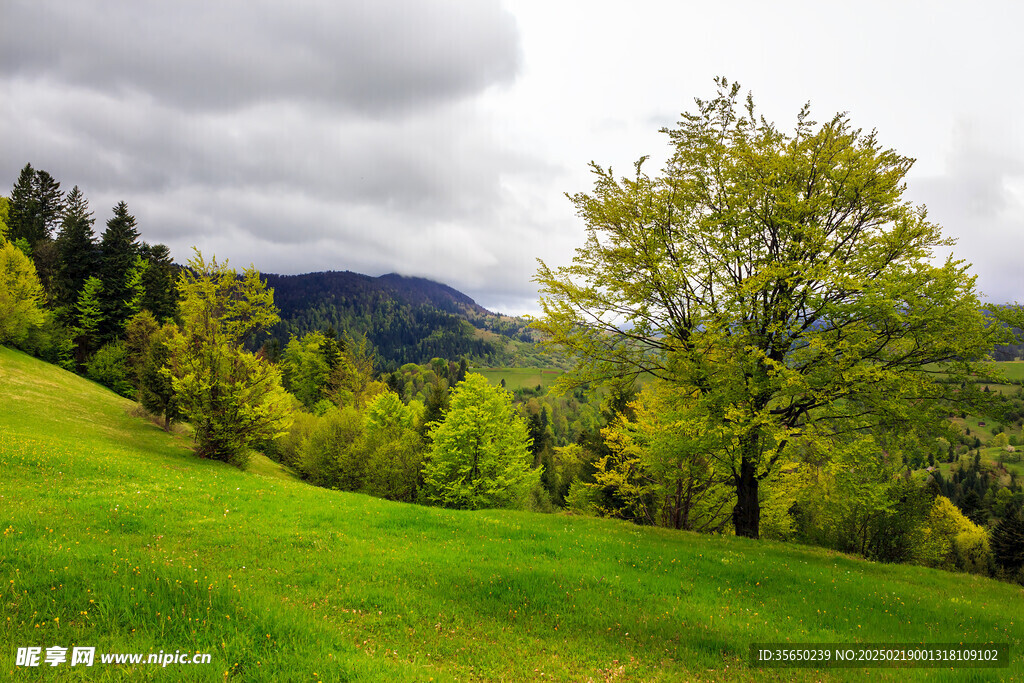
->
[2,0,1022,315]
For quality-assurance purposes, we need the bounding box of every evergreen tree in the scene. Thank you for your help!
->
[98,201,141,341]
[139,242,178,321]
[8,164,63,247]
[72,276,105,366]
[55,186,98,309]
[7,164,37,245]
[990,508,1024,575]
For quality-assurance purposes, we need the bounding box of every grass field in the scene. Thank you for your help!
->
[995,361,1024,382]
[472,366,563,391]
[2,346,1023,681]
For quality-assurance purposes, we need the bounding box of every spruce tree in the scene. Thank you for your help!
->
[98,201,141,341]
[139,242,178,321]
[8,164,63,247]
[991,508,1024,574]
[55,186,98,309]
[72,276,105,366]
[7,164,37,245]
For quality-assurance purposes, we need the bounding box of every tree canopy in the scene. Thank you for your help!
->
[422,373,538,509]
[167,250,291,466]
[534,78,996,538]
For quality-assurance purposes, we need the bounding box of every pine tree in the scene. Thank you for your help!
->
[55,186,98,309]
[98,201,141,341]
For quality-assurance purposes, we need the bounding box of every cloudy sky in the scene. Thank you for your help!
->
[2,0,1022,314]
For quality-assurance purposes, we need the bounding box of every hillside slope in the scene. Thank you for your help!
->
[263,271,537,369]
[1,346,1022,681]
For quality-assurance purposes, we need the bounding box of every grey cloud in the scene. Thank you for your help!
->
[1,0,520,115]
[908,120,1024,304]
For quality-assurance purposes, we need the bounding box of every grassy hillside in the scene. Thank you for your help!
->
[472,366,563,392]
[2,346,1022,681]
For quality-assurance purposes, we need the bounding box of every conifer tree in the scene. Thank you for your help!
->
[139,242,178,321]
[8,164,63,247]
[72,276,105,366]
[55,185,98,309]
[98,201,142,341]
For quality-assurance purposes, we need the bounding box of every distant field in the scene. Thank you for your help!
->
[3,346,1024,681]
[997,360,1024,382]
[472,366,563,391]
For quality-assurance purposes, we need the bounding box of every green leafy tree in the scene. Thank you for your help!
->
[0,195,10,242]
[281,331,333,409]
[916,495,991,574]
[167,250,291,466]
[363,390,423,501]
[86,341,135,398]
[0,240,49,346]
[298,407,367,490]
[596,382,734,531]
[139,323,181,431]
[534,78,994,538]
[422,373,539,509]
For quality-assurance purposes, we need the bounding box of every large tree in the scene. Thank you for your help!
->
[98,201,142,341]
[534,79,995,538]
[422,373,538,510]
[8,164,63,247]
[55,185,99,310]
[167,250,291,466]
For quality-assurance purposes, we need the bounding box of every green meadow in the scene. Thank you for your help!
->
[471,366,562,392]
[2,345,1023,681]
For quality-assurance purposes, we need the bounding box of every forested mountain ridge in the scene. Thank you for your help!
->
[262,270,541,369]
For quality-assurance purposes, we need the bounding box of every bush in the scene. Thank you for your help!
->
[299,407,366,490]
[916,496,992,575]
[86,342,135,398]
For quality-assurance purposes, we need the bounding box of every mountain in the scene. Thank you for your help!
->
[261,270,539,370]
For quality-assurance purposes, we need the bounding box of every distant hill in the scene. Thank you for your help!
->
[262,271,542,370]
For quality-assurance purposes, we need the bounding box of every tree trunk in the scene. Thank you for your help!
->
[733,456,760,539]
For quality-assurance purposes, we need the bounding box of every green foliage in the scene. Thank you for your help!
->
[535,78,995,538]
[168,250,291,467]
[595,382,733,531]
[71,275,104,365]
[8,163,63,246]
[422,373,539,509]
[85,341,135,398]
[98,201,142,341]
[298,406,367,490]
[0,195,9,242]
[990,508,1024,578]
[281,331,333,409]
[362,390,423,502]
[0,239,49,347]
[54,185,98,309]
[139,242,178,322]
[916,495,992,574]
[138,322,181,431]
